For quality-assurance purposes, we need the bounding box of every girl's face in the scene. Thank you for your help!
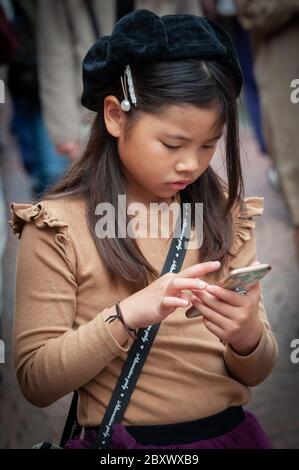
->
[107,100,223,204]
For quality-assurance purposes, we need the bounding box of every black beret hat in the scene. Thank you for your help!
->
[82,9,243,112]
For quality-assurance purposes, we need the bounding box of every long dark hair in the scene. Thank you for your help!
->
[41,59,244,293]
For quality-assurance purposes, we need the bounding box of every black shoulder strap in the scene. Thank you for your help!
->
[60,196,192,448]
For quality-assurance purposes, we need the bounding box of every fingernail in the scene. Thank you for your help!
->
[213,261,221,267]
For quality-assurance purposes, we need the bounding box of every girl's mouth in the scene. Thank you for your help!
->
[166,181,190,190]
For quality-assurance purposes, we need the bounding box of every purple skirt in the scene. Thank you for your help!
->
[64,409,272,450]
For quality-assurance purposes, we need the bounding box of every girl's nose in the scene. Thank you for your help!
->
[175,154,199,174]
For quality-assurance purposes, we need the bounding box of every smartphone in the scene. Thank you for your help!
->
[185,263,272,318]
[218,263,272,292]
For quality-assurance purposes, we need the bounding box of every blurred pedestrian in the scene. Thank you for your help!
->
[201,0,267,154]
[235,0,299,258]
[7,0,70,198]
[38,0,116,161]
[0,0,14,345]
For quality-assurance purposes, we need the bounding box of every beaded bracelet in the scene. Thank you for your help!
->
[105,302,138,340]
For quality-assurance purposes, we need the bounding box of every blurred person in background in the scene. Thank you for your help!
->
[201,0,267,154]
[6,0,70,198]
[0,0,17,149]
[38,0,116,161]
[0,0,16,347]
[0,0,17,79]
[235,0,299,258]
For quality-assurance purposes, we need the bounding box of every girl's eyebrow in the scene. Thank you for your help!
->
[163,133,192,141]
[163,132,223,142]
[205,132,223,142]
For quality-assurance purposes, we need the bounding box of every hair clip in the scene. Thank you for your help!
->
[120,64,137,112]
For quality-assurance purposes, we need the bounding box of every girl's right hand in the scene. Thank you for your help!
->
[119,261,221,330]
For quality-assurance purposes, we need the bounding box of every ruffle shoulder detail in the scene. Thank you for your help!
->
[9,200,76,276]
[230,196,264,256]
[9,201,70,239]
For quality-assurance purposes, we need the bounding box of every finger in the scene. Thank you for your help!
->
[199,302,231,331]
[168,278,207,296]
[160,296,190,310]
[203,318,225,341]
[189,293,203,304]
[250,261,260,266]
[191,289,240,318]
[205,285,246,307]
[179,292,192,304]
[179,261,221,279]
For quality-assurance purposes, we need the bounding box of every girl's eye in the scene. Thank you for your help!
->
[162,142,181,150]
[202,144,216,149]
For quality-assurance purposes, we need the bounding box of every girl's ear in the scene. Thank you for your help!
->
[103,95,125,138]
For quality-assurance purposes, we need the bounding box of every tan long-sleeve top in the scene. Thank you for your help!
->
[9,195,278,427]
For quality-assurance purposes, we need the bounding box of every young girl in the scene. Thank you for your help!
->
[9,10,278,449]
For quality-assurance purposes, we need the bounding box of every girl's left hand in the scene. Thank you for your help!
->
[189,281,263,356]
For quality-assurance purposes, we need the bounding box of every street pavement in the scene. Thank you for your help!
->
[0,108,298,448]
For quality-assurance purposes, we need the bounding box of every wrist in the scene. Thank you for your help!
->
[230,320,263,356]
[118,297,139,330]
[115,302,138,340]
[103,307,133,345]
[103,302,138,341]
